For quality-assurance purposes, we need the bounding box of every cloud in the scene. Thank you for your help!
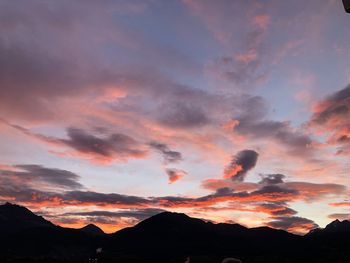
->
[259,174,286,185]
[2,121,148,163]
[183,0,250,44]
[202,147,346,207]
[62,191,153,208]
[149,142,182,163]
[258,174,346,200]
[198,201,298,218]
[0,160,346,235]
[283,182,346,201]
[166,168,187,184]
[221,93,316,157]
[0,164,82,190]
[224,150,258,181]
[328,213,350,221]
[158,185,300,208]
[329,201,350,207]
[0,180,298,210]
[195,1,270,90]
[267,216,318,234]
[202,179,258,192]
[64,208,166,221]
[252,185,297,196]
[257,203,297,216]
[60,128,147,162]
[157,101,210,128]
[0,0,200,124]
[0,1,113,121]
[221,27,267,86]
[204,176,346,202]
[0,166,345,235]
[234,118,314,156]
[310,85,350,155]
[201,169,346,234]
[311,85,350,125]
[51,208,164,229]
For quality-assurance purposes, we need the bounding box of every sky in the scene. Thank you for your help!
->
[0,0,350,235]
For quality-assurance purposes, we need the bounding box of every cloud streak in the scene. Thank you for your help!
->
[310,85,350,155]
[149,142,182,163]
[0,164,82,190]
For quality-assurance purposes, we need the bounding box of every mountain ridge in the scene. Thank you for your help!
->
[2,202,349,236]
[1,202,350,263]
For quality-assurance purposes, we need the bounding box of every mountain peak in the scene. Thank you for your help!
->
[324,219,350,232]
[330,219,341,225]
[137,211,201,226]
[2,201,28,209]
[80,223,105,235]
[151,211,190,220]
[0,202,38,217]
[0,202,54,234]
[126,211,213,235]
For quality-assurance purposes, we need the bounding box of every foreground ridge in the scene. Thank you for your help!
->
[0,203,350,263]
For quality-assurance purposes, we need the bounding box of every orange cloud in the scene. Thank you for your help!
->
[202,179,258,192]
[223,164,243,179]
[329,201,350,207]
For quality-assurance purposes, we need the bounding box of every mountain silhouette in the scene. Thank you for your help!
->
[79,224,105,236]
[0,203,350,262]
[0,203,105,262]
[0,202,54,235]
[324,219,350,232]
[104,211,299,263]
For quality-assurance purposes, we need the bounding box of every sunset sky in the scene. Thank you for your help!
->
[1,0,350,235]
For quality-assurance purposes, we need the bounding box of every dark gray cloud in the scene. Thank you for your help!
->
[63,191,152,206]
[310,85,350,155]
[311,85,350,125]
[259,174,286,185]
[157,102,210,128]
[64,208,165,221]
[0,184,153,208]
[252,185,298,196]
[235,118,313,156]
[267,216,318,233]
[149,142,182,163]
[225,150,259,181]
[2,121,147,162]
[60,127,146,160]
[328,85,350,102]
[315,105,348,125]
[0,165,82,190]
[214,187,234,196]
[228,94,314,157]
[258,202,297,216]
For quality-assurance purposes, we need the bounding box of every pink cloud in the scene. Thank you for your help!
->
[166,169,187,184]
